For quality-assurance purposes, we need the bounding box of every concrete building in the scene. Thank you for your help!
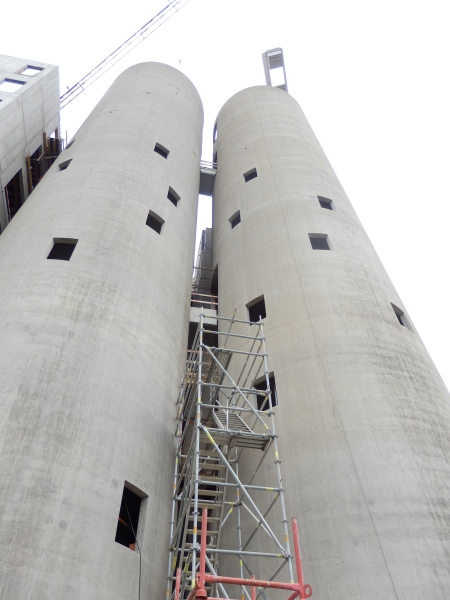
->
[0,62,203,599]
[210,82,450,598]
[0,55,60,233]
[0,54,449,600]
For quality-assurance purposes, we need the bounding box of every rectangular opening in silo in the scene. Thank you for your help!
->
[154,143,169,159]
[229,210,241,229]
[146,210,164,234]
[47,239,78,261]
[391,303,412,331]
[115,484,142,551]
[247,295,266,322]
[254,373,278,410]
[309,234,330,250]
[244,168,257,182]
[167,187,180,207]
[318,196,333,210]
[58,159,72,171]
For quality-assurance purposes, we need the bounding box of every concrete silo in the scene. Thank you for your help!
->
[211,85,450,598]
[0,63,203,599]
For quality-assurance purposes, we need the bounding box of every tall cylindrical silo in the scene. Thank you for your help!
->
[0,63,203,599]
[211,86,450,598]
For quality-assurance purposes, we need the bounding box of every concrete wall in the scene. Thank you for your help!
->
[0,62,203,599]
[212,86,450,598]
[0,55,60,232]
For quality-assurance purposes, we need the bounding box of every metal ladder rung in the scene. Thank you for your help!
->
[197,449,224,457]
[198,462,227,470]
[198,475,226,483]
[196,489,224,497]
[195,515,220,522]
[189,500,223,508]
[186,528,218,535]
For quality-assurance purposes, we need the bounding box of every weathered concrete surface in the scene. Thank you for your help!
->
[212,86,450,598]
[0,55,60,232]
[0,63,203,599]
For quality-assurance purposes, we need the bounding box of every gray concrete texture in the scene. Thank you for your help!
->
[0,62,203,598]
[212,86,450,598]
[0,55,60,231]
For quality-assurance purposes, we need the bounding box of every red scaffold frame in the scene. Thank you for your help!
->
[175,508,312,600]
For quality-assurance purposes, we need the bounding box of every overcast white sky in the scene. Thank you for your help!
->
[2,0,449,390]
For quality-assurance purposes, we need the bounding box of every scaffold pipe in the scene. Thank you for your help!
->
[196,508,312,600]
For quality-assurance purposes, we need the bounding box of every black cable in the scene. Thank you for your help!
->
[124,499,142,600]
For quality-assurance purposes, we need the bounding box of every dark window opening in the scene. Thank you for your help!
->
[229,211,241,229]
[167,186,180,207]
[309,234,330,250]
[154,143,169,159]
[254,373,278,411]
[5,169,25,220]
[318,196,333,210]
[244,168,257,182]
[65,139,75,150]
[47,239,78,261]
[391,303,411,330]
[396,313,405,326]
[146,210,164,234]
[247,295,266,322]
[115,485,142,551]
[29,146,43,191]
[211,264,218,297]
[45,132,61,170]
[58,159,72,171]
[213,151,217,165]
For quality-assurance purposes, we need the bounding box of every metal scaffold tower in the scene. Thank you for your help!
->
[167,313,312,600]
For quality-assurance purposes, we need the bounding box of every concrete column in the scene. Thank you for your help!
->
[0,63,203,599]
[212,86,450,598]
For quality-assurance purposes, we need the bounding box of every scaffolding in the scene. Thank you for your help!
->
[167,312,311,599]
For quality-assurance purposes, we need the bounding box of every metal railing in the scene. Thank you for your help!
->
[190,292,218,310]
[200,159,217,171]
